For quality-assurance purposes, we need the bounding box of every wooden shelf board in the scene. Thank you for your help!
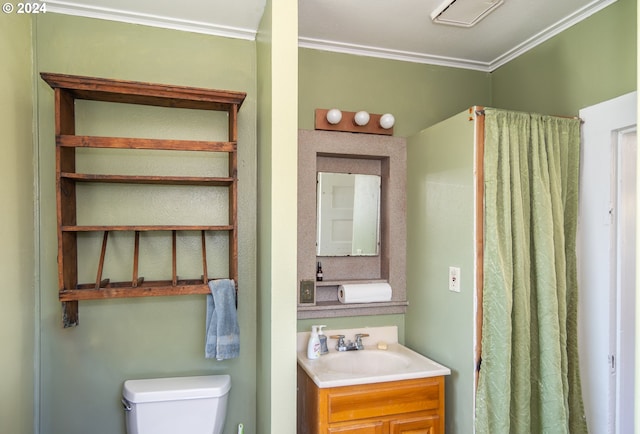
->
[57,135,236,152]
[61,172,234,186]
[41,72,246,110]
[61,225,234,232]
[60,280,214,301]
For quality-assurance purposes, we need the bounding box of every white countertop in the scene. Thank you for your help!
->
[297,326,451,388]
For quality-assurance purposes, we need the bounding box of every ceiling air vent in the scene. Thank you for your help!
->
[430,0,504,27]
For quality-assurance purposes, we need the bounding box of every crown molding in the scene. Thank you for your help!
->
[489,0,618,70]
[45,0,617,72]
[44,0,256,40]
[300,0,617,72]
[298,37,493,72]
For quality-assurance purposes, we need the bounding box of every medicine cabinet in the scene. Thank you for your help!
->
[316,172,381,257]
[297,129,407,319]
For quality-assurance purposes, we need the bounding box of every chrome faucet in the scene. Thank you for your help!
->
[330,333,369,351]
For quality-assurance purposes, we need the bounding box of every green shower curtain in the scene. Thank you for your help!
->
[475,109,588,434]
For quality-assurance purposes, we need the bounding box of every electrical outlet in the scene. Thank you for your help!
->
[449,266,461,292]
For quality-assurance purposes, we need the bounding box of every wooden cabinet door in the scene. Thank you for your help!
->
[328,421,385,434]
[389,414,439,434]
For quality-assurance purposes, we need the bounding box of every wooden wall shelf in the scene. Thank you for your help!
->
[41,73,246,327]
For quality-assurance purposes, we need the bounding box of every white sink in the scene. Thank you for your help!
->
[297,328,451,388]
[319,349,411,375]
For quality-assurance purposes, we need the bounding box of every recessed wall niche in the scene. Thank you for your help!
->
[297,129,407,319]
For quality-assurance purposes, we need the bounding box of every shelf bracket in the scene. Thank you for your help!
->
[132,231,140,287]
[201,230,209,283]
[95,231,109,289]
[172,230,177,286]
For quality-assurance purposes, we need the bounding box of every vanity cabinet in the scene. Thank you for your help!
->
[297,366,444,434]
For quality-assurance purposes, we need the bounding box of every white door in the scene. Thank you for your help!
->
[316,172,355,256]
[578,91,637,434]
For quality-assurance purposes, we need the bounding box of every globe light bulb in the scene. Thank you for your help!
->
[379,113,395,129]
[326,108,342,125]
[354,111,370,126]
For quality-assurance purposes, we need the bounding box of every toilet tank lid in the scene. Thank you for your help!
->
[123,375,231,403]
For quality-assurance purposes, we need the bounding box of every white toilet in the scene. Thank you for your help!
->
[122,374,231,434]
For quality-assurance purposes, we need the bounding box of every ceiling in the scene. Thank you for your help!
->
[45,0,617,72]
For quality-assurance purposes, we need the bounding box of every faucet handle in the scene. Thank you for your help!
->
[330,335,347,351]
[354,333,369,350]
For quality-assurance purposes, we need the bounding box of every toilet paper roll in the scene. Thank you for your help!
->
[338,283,392,304]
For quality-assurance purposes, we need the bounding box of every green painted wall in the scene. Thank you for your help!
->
[296,48,491,336]
[298,48,492,137]
[0,13,35,434]
[34,14,257,434]
[0,0,633,432]
[492,0,636,115]
[406,111,476,434]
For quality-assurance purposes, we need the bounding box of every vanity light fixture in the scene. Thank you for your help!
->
[315,108,395,136]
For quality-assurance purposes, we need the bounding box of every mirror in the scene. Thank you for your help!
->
[316,172,381,256]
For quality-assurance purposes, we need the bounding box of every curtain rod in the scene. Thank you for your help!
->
[469,106,583,123]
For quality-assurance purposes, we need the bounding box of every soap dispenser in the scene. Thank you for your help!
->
[317,325,328,355]
[307,325,321,360]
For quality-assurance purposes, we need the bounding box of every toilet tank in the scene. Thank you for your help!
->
[122,375,231,434]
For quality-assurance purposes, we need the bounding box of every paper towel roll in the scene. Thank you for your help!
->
[338,282,392,304]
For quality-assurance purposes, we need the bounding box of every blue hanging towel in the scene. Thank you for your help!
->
[205,279,239,360]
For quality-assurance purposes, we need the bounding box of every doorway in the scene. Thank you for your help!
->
[578,91,637,434]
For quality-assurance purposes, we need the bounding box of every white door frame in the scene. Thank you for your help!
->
[578,91,637,434]
[612,128,636,434]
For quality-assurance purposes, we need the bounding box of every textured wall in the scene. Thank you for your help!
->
[0,13,35,434]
